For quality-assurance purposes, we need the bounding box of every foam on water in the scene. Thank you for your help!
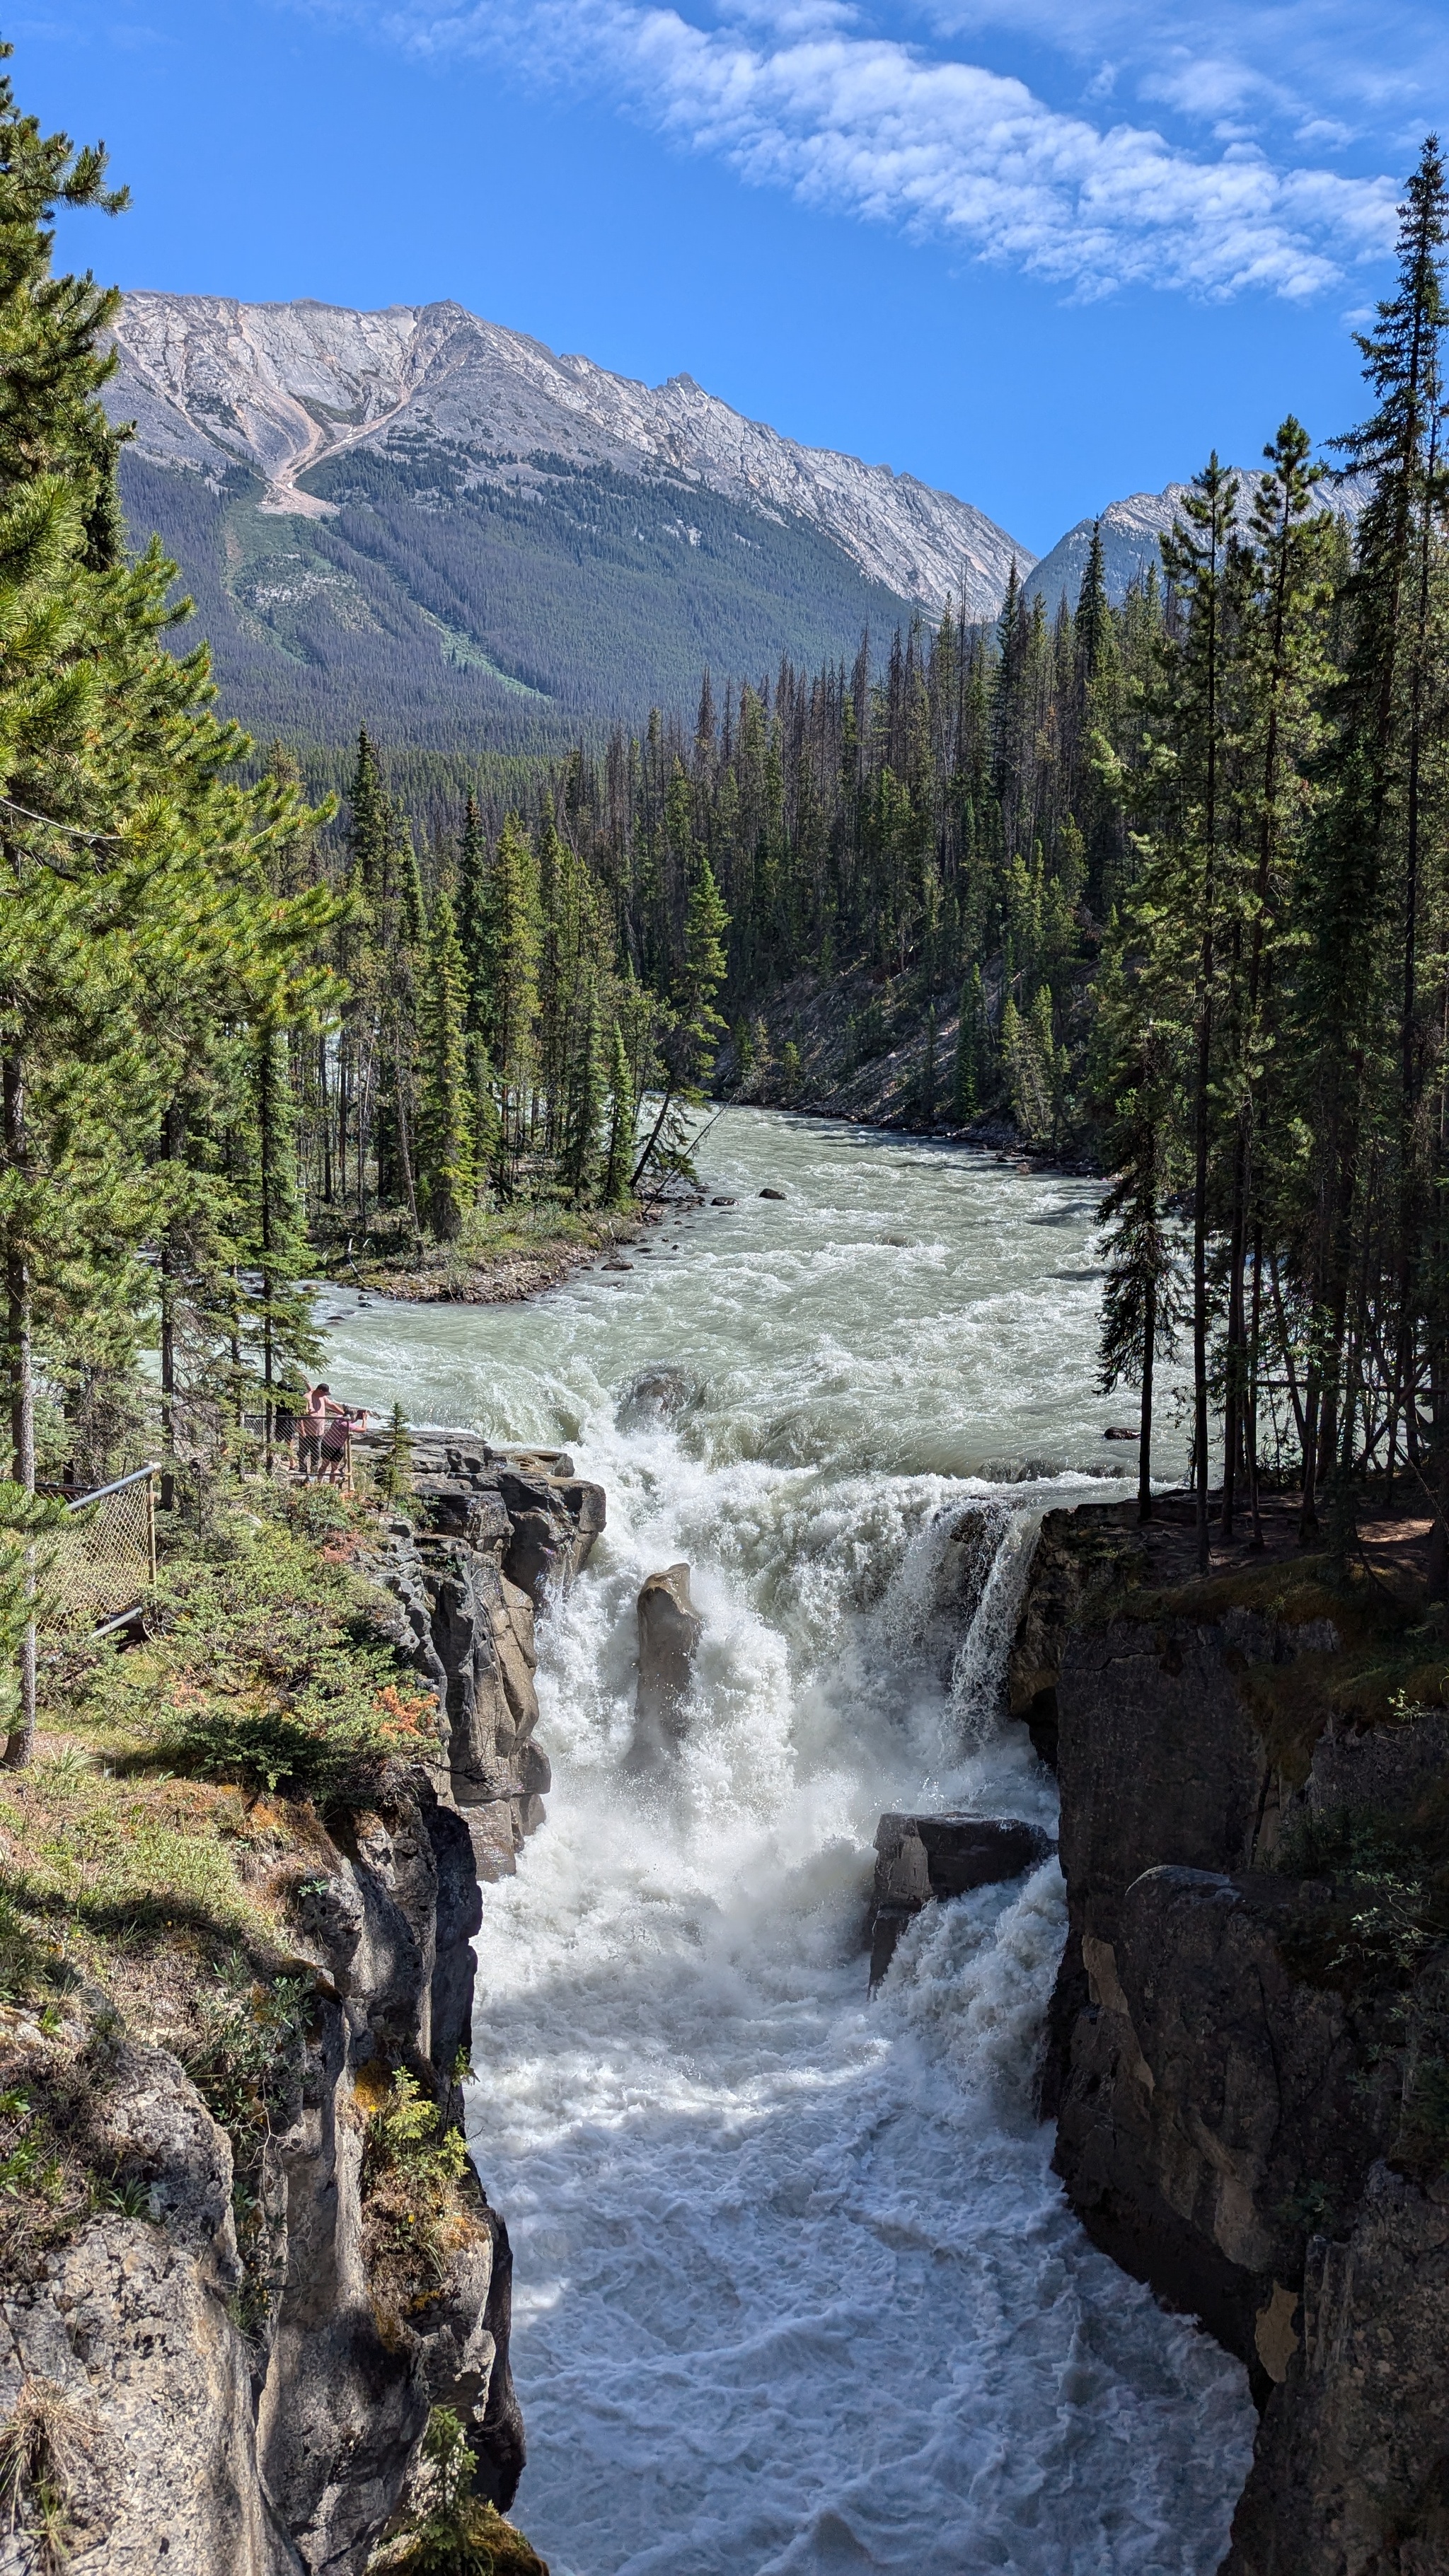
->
[319,1111,1249,2575]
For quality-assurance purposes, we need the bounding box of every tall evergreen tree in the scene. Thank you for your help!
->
[417,883,472,1240]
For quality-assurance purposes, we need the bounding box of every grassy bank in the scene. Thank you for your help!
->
[308,1199,645,1303]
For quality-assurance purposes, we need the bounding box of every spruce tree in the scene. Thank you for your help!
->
[1159,454,1240,1569]
[952,967,982,1121]
[418,883,472,1239]
[602,1022,635,1206]
[487,815,541,1178]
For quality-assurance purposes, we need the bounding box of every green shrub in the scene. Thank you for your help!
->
[361,2070,476,2312]
[372,2407,548,2575]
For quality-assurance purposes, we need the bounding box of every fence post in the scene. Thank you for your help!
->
[146,1467,157,1588]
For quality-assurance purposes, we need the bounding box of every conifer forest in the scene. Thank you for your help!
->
[1,33,1449,1770]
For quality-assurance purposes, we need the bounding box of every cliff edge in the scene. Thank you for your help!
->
[0,1435,601,2572]
[1012,1496,1449,2576]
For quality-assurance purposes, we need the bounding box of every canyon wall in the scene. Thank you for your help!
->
[1012,1499,1449,2576]
[0,1438,601,2575]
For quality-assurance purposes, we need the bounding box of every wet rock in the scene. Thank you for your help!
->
[867,1813,1055,1987]
[759,1186,787,1199]
[1223,2161,1449,2576]
[630,1564,703,1762]
[550,1477,607,1573]
[494,1470,572,1603]
[1053,1865,1384,2380]
[616,1365,702,1428]
[494,1467,606,1601]
[1102,1426,1139,1440]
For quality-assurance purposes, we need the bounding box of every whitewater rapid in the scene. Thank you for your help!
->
[319,1111,1252,2575]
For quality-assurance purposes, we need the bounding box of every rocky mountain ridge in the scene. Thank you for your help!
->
[107,293,1031,622]
[1029,467,1373,613]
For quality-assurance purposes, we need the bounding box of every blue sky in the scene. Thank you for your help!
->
[19,0,1446,551]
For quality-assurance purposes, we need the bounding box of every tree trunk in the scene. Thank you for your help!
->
[3,1052,35,1769]
[259,1037,277,1468]
[1138,1273,1155,1523]
[159,1101,178,1514]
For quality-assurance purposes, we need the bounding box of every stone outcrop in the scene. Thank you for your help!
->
[630,1564,703,1764]
[867,1813,1056,1986]
[0,1434,600,2573]
[1012,1499,1449,2573]
[0,1776,519,2576]
[362,1425,605,1878]
[1223,2162,1449,2576]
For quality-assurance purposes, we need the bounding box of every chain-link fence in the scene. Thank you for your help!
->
[42,1465,157,1636]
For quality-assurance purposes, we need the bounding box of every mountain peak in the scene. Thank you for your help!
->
[105,290,1033,616]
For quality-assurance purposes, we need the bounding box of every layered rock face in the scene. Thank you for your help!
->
[0,1436,601,2572]
[1013,1501,1449,2575]
[630,1563,703,1765]
[368,1430,604,1880]
[0,1777,514,2575]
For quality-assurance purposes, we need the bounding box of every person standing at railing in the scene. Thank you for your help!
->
[321,1402,371,1486]
[299,1384,345,1484]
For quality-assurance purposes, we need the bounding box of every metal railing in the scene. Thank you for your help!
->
[42,1463,158,1638]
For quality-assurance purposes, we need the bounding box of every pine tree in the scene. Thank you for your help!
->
[487,815,541,1177]
[952,967,983,1121]
[1159,453,1240,1569]
[602,1022,635,1206]
[1095,977,1186,1518]
[918,1005,937,1126]
[566,977,606,1203]
[633,855,729,1187]
[1304,135,1449,1559]
[418,884,472,1239]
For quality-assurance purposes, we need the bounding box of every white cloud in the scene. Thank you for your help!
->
[320,0,1404,299]
[924,0,1449,145]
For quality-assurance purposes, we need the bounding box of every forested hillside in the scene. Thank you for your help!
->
[304,138,1449,1583]
[115,441,928,758]
[104,289,1032,754]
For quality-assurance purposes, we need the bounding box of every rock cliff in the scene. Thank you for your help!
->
[0,1436,601,2572]
[1012,1497,1449,2575]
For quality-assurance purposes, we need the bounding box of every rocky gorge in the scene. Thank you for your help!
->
[13,1113,1441,2575]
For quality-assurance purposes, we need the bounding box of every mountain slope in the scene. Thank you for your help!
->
[105,293,1034,752]
[1029,470,1370,613]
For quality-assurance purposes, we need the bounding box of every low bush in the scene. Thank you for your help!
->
[80,1493,442,1798]
[371,2407,548,2575]
[360,2069,480,2315]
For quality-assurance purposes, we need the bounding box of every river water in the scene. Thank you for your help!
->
[318,1109,1252,2576]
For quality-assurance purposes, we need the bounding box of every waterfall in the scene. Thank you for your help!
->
[318,1107,1250,2576]
[947,1501,1045,1745]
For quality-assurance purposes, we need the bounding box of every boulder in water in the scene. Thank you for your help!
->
[630,1563,703,1764]
[759,1186,787,1200]
[868,1813,1056,1987]
[616,1365,703,1429]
